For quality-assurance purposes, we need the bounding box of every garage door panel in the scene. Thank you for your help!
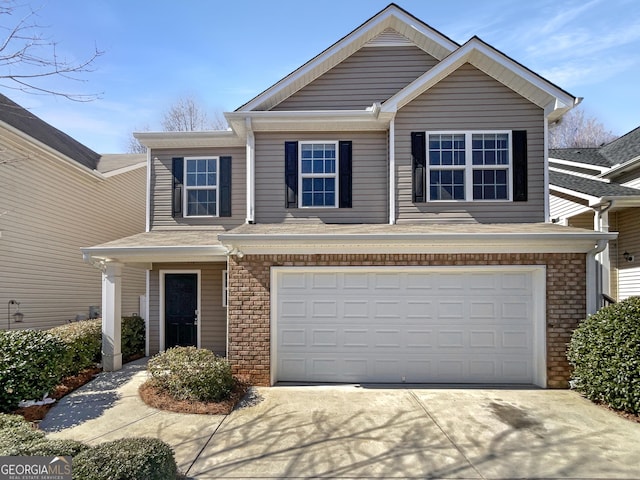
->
[275,269,537,384]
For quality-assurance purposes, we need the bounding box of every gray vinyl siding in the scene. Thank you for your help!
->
[0,144,146,331]
[611,208,640,300]
[254,131,388,224]
[395,63,546,223]
[549,192,590,221]
[150,147,246,230]
[567,212,594,230]
[271,46,437,111]
[148,262,226,355]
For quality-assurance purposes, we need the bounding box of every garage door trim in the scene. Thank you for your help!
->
[270,265,547,387]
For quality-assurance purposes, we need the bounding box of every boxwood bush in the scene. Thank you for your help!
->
[73,437,177,480]
[148,346,234,402]
[0,413,45,456]
[0,330,67,412]
[122,316,145,360]
[49,320,102,376]
[568,296,640,413]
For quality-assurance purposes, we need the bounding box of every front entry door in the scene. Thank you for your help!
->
[165,273,198,349]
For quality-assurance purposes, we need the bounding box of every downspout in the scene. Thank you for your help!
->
[246,117,255,224]
[389,116,396,225]
[145,150,152,232]
[593,200,614,310]
[586,239,608,315]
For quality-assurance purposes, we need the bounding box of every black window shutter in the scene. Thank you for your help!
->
[339,141,352,208]
[411,132,426,203]
[284,141,298,208]
[172,157,184,218]
[512,130,527,202]
[219,156,232,217]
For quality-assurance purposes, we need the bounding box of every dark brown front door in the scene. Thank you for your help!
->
[165,273,198,349]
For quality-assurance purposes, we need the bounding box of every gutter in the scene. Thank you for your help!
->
[586,239,609,315]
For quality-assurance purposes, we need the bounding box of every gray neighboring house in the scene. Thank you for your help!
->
[0,93,147,330]
[549,127,640,303]
[84,4,613,388]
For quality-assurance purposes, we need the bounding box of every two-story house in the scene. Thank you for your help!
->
[83,4,614,388]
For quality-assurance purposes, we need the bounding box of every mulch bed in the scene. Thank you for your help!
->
[13,367,102,423]
[138,380,250,415]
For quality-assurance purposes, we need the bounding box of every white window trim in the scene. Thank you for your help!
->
[222,269,228,308]
[426,130,512,202]
[184,156,220,217]
[298,141,339,208]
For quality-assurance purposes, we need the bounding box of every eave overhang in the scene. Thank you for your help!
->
[133,130,244,149]
[81,245,228,265]
[381,37,578,122]
[219,230,616,255]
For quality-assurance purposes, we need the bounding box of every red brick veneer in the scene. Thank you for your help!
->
[227,253,586,388]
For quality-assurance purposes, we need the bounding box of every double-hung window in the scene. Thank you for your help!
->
[299,142,338,207]
[184,157,219,217]
[427,131,511,201]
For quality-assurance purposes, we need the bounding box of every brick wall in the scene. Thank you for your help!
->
[227,253,586,388]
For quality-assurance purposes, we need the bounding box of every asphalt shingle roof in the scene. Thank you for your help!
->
[0,93,101,170]
[549,148,611,167]
[549,170,640,198]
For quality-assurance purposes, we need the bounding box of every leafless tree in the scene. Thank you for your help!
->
[126,96,227,153]
[0,1,103,101]
[161,96,227,131]
[550,108,617,149]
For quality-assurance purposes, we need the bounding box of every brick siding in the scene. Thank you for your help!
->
[227,253,586,388]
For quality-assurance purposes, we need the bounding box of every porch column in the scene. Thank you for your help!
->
[102,262,123,371]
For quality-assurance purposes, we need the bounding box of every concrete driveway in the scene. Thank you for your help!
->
[41,360,640,479]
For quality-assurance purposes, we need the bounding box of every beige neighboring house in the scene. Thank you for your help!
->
[0,93,147,330]
[549,127,640,304]
[84,4,614,388]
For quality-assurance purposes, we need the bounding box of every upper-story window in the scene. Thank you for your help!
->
[299,142,338,208]
[427,131,511,201]
[184,157,219,217]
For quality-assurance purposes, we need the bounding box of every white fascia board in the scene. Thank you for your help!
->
[134,130,244,149]
[238,6,458,112]
[221,231,616,255]
[81,245,228,264]
[101,161,147,178]
[549,157,609,175]
[594,195,640,208]
[600,155,640,179]
[0,122,105,180]
[549,166,611,182]
[382,38,576,115]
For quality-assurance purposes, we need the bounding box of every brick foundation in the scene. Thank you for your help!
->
[227,253,586,388]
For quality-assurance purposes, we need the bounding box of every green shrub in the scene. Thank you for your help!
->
[122,316,145,359]
[0,330,67,412]
[50,320,102,376]
[0,414,45,456]
[147,347,234,402]
[73,437,177,480]
[568,296,640,413]
[22,439,89,457]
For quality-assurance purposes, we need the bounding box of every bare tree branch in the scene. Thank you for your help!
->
[550,107,618,149]
[0,1,103,101]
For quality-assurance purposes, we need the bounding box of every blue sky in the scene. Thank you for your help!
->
[6,0,640,153]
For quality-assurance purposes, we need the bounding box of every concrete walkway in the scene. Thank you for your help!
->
[40,359,640,479]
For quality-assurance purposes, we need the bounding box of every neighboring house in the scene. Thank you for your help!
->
[549,127,640,303]
[83,4,613,388]
[0,93,147,330]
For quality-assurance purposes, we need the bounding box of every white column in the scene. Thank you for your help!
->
[102,262,123,371]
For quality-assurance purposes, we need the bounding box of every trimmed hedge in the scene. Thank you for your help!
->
[73,437,178,480]
[148,347,234,402]
[0,330,67,412]
[50,320,102,376]
[568,296,640,413]
[122,316,145,359]
[0,414,45,456]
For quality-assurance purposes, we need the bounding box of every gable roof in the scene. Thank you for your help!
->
[237,4,459,112]
[0,93,101,170]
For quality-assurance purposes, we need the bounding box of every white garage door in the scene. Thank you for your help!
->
[273,267,543,385]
